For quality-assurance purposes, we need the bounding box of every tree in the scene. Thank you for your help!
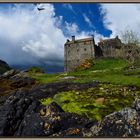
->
[121,29,140,46]
[120,29,140,67]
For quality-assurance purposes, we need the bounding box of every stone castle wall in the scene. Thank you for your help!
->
[64,36,140,72]
[64,38,95,72]
[101,47,124,58]
[98,36,123,58]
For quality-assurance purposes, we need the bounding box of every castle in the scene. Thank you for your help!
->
[64,35,139,72]
[64,36,95,72]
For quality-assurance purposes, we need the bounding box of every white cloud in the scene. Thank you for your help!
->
[0,4,66,66]
[93,31,109,43]
[64,22,79,35]
[83,13,94,29]
[100,4,140,39]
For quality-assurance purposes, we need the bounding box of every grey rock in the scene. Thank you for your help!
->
[59,76,75,80]
[1,69,18,78]
[132,98,140,112]
[90,107,140,137]
[9,72,35,88]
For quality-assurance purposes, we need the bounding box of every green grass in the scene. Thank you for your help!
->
[40,83,140,120]
[31,58,140,86]
[31,73,61,84]
[66,58,140,86]
[71,70,140,86]
[87,58,128,70]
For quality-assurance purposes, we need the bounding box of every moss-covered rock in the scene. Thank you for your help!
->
[40,83,140,121]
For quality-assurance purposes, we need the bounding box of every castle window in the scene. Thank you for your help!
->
[84,48,87,51]
[77,49,79,52]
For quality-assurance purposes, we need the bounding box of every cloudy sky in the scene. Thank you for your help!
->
[0,3,140,73]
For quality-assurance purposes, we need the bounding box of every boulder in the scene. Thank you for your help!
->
[9,74,35,88]
[1,69,19,79]
[90,101,140,137]
[132,98,140,112]
[0,93,95,136]
[0,95,33,135]
[15,100,45,136]
[59,76,75,80]
[39,102,94,136]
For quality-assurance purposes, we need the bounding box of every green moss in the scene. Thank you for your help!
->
[40,83,140,121]
[40,97,53,105]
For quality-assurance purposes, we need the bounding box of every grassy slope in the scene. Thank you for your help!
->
[31,58,140,120]
[31,58,140,86]
[68,58,140,86]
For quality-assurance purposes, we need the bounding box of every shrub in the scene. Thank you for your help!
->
[28,66,44,74]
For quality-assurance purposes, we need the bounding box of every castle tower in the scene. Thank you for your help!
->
[64,35,96,72]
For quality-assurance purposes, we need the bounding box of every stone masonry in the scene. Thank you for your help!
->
[64,35,140,72]
[64,36,95,72]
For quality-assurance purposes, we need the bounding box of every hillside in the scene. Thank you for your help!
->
[31,58,140,121]
[0,59,11,74]
[32,58,140,86]
[0,58,140,137]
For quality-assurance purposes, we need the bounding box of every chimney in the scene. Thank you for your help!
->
[91,35,95,45]
[72,36,75,42]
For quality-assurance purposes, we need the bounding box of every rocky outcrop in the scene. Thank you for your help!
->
[27,81,100,100]
[90,98,140,137]
[0,92,140,137]
[1,69,18,79]
[0,93,94,136]
[0,69,100,105]
[9,71,36,89]
[0,70,37,106]
[0,95,35,136]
